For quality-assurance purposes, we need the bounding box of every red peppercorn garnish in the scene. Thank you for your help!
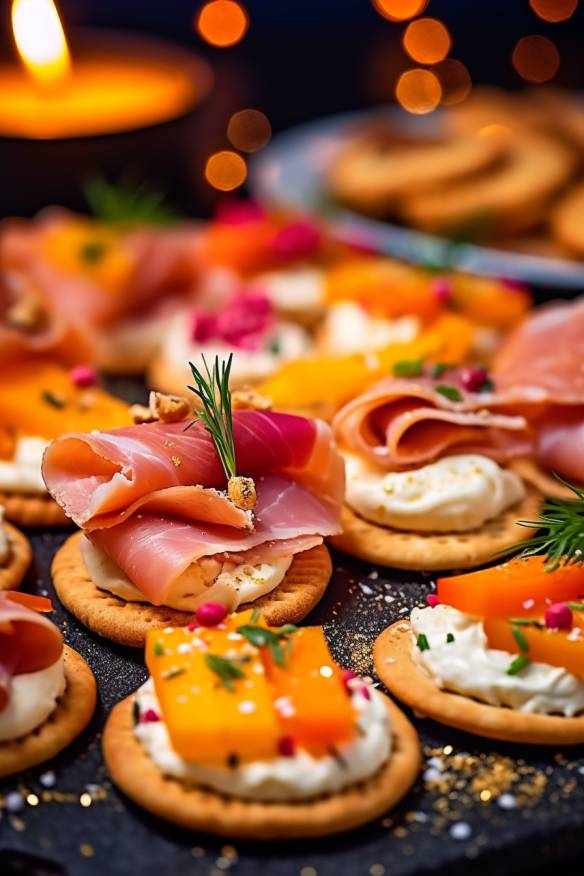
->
[141,709,160,723]
[426,593,440,607]
[359,685,371,701]
[194,602,228,628]
[70,365,97,388]
[460,366,489,393]
[278,736,296,757]
[545,602,573,630]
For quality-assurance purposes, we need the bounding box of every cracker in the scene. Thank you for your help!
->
[0,491,69,528]
[508,459,576,500]
[329,487,542,571]
[0,522,32,591]
[103,691,420,839]
[0,645,96,778]
[550,182,584,258]
[52,532,333,648]
[374,622,584,746]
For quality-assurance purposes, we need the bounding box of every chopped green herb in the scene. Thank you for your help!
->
[506,654,530,675]
[80,241,107,263]
[164,667,186,682]
[509,618,544,629]
[567,602,584,611]
[435,384,462,402]
[251,607,261,623]
[153,641,165,656]
[446,632,455,644]
[41,390,66,409]
[187,355,237,480]
[479,377,495,393]
[416,633,430,652]
[204,653,246,692]
[269,338,281,356]
[84,176,179,227]
[132,700,140,726]
[511,626,529,652]
[514,476,584,568]
[393,359,424,378]
[236,623,297,668]
[430,363,447,379]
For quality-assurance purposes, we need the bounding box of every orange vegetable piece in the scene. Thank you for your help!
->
[437,556,584,620]
[484,614,584,678]
[263,627,355,756]
[3,592,53,613]
[198,219,283,275]
[41,218,132,292]
[0,359,130,440]
[450,274,531,328]
[0,428,16,460]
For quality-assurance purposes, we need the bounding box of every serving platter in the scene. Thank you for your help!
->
[250,108,584,292]
[1,384,583,876]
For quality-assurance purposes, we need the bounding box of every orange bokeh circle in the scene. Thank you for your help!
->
[196,1,249,48]
[395,68,442,114]
[205,150,248,190]
[512,35,560,83]
[372,0,429,22]
[403,18,452,65]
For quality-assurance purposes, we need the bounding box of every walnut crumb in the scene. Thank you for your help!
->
[5,296,47,332]
[231,386,273,411]
[171,455,182,467]
[228,476,257,512]
[130,392,193,425]
[129,403,155,425]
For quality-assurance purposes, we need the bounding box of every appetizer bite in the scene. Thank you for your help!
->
[0,507,31,591]
[0,360,130,526]
[103,606,420,838]
[0,591,96,778]
[374,548,584,745]
[45,358,343,646]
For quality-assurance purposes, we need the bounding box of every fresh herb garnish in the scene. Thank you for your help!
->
[269,338,281,356]
[41,390,66,409]
[187,355,237,480]
[435,384,462,402]
[132,700,140,726]
[153,641,165,656]
[446,632,455,644]
[506,654,530,675]
[164,667,186,681]
[515,476,584,570]
[236,623,297,668]
[80,241,107,263]
[84,176,179,227]
[393,359,424,378]
[204,653,247,692]
[567,602,584,611]
[511,626,529,652]
[509,618,544,629]
[416,633,430,652]
[479,377,495,393]
[430,363,447,379]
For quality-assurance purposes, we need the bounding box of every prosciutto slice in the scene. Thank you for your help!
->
[333,371,534,469]
[43,411,344,602]
[0,593,63,712]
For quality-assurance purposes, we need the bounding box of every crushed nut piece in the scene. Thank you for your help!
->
[231,386,273,411]
[228,476,257,512]
[130,403,156,425]
[130,392,193,425]
[5,296,47,332]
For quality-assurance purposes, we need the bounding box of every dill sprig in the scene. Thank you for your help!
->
[516,475,584,570]
[84,176,179,227]
[187,355,237,481]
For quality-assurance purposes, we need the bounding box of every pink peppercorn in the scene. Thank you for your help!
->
[70,365,97,388]
[359,685,371,701]
[545,602,573,630]
[427,593,440,607]
[141,709,160,723]
[341,669,358,693]
[278,736,295,757]
[271,220,320,260]
[194,602,228,627]
[431,277,453,303]
[460,366,489,393]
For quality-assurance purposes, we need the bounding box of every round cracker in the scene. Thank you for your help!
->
[0,491,69,528]
[374,622,584,746]
[0,522,32,591]
[52,532,333,648]
[329,487,542,571]
[103,691,420,839]
[0,645,97,778]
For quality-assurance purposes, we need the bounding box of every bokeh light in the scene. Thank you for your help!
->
[435,59,472,107]
[196,1,248,48]
[403,18,452,65]
[372,0,429,22]
[227,109,272,152]
[205,150,247,191]
[529,0,578,22]
[512,35,560,83]
[395,68,442,114]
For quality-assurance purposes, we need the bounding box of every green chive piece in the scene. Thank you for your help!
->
[435,384,462,402]
[164,668,186,682]
[41,390,66,409]
[204,653,246,693]
[479,377,495,393]
[446,632,455,644]
[80,241,107,263]
[269,338,281,356]
[509,618,544,629]
[416,633,430,652]
[153,641,165,656]
[566,602,584,611]
[506,654,530,676]
[430,363,447,379]
[393,359,424,378]
[511,626,529,652]
[236,623,297,668]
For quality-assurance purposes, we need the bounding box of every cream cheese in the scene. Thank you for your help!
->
[0,506,10,566]
[320,302,419,355]
[411,604,584,717]
[344,453,526,533]
[254,266,326,323]
[134,679,391,801]
[0,436,49,495]
[0,657,66,742]
[81,537,293,612]
[160,311,311,389]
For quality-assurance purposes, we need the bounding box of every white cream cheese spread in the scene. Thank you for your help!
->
[0,657,66,742]
[0,436,49,495]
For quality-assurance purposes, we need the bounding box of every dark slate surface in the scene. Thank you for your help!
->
[1,528,583,876]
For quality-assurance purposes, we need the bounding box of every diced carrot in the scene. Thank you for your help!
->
[263,627,355,756]
[484,614,584,677]
[437,556,584,620]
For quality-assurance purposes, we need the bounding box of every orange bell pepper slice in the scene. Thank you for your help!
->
[2,591,53,613]
[484,614,584,677]
[450,274,531,328]
[437,555,584,620]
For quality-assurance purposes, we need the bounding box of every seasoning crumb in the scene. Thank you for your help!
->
[80,843,95,857]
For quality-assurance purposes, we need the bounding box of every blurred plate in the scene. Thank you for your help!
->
[250,108,584,290]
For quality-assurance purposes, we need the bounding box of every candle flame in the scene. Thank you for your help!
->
[12,0,71,88]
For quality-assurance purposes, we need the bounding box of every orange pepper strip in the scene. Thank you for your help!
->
[2,592,53,613]
[263,627,355,757]
[450,275,531,328]
[484,615,584,677]
[437,556,584,620]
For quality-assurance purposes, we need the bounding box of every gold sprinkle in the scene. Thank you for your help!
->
[80,844,95,858]
[443,745,453,755]
[300,868,317,876]
[370,866,385,876]
[171,455,182,467]
[26,793,39,807]
[479,789,492,802]
[80,793,92,808]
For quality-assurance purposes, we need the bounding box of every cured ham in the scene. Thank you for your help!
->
[0,593,63,711]
[43,411,344,603]
[333,371,534,469]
